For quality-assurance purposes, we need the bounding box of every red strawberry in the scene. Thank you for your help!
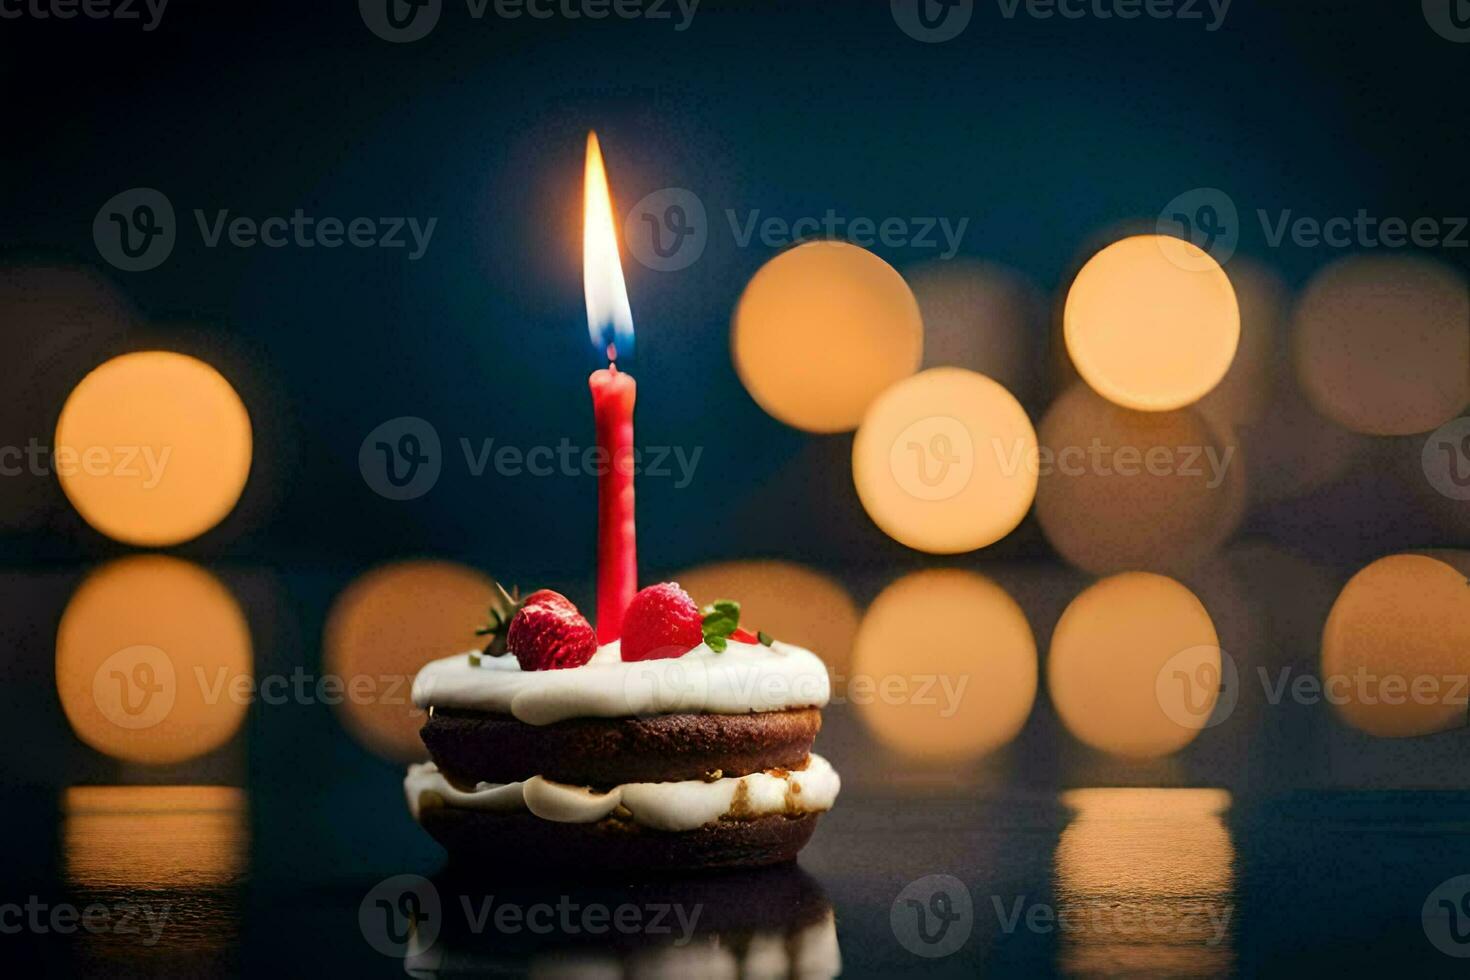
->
[731,627,759,644]
[620,582,704,661]
[506,589,598,671]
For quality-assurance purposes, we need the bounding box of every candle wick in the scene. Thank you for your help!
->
[606,341,618,366]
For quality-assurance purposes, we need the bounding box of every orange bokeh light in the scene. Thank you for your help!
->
[1064,235,1239,412]
[54,350,253,546]
[733,241,923,433]
[852,367,1037,554]
[324,560,497,761]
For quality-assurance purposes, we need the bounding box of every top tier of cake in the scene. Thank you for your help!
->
[412,638,831,725]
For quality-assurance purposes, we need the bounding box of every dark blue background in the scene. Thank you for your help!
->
[3,0,1465,577]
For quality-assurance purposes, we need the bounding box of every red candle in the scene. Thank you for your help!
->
[583,131,639,641]
[590,364,637,642]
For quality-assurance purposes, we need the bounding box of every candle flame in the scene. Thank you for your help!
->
[583,131,635,359]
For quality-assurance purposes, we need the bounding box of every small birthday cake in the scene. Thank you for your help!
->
[406,582,839,872]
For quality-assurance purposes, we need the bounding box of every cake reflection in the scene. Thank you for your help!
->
[399,865,839,978]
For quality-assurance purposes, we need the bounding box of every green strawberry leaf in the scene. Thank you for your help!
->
[476,581,522,657]
[700,599,742,652]
[757,631,774,646]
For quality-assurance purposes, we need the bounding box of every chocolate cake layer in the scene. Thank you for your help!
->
[421,707,821,787]
[419,808,820,873]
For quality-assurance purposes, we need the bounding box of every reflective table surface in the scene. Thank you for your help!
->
[4,554,1470,977]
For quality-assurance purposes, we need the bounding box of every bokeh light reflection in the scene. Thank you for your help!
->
[1320,552,1470,738]
[64,785,247,972]
[55,557,252,766]
[1035,384,1243,576]
[1056,788,1235,976]
[1048,572,1221,759]
[1294,254,1469,436]
[906,259,1045,404]
[852,570,1037,762]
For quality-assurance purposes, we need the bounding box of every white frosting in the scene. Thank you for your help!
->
[404,754,840,833]
[412,639,831,725]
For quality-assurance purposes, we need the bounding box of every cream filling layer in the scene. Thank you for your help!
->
[412,639,831,725]
[405,754,840,832]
